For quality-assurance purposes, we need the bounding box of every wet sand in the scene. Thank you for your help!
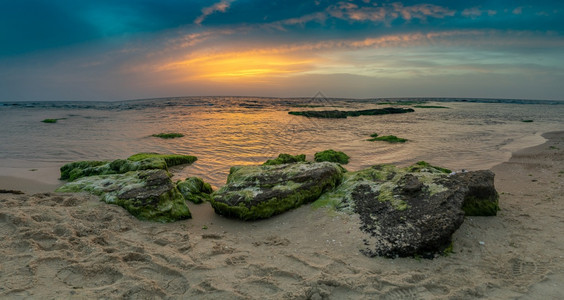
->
[0,131,562,299]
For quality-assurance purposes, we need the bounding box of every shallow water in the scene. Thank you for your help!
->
[1,97,562,189]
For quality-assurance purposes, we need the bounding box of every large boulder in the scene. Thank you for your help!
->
[211,162,344,220]
[314,162,498,258]
[56,169,191,222]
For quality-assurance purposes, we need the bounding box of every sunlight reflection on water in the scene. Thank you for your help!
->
[0,97,562,188]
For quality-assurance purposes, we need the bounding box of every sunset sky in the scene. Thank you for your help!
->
[1,0,563,101]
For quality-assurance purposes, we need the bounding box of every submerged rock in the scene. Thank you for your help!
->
[57,169,191,222]
[211,162,343,220]
[177,177,213,204]
[60,153,197,181]
[314,162,498,258]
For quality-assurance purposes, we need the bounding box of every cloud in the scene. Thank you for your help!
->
[194,0,235,25]
[326,2,456,24]
[461,7,496,18]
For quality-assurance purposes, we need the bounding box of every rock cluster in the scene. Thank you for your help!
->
[57,151,499,258]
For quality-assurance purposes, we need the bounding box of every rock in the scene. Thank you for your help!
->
[288,107,415,118]
[450,170,499,216]
[177,177,213,204]
[127,153,197,166]
[263,153,306,165]
[314,149,350,164]
[314,162,498,258]
[60,153,197,181]
[56,169,191,222]
[211,162,344,220]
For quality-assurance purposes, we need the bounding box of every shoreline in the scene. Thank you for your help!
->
[0,131,562,298]
[0,131,554,195]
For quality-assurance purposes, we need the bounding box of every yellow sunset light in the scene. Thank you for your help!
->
[160,52,315,82]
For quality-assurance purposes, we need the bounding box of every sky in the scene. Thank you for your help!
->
[1,0,563,101]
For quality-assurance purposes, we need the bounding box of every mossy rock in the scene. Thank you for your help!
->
[41,118,58,123]
[367,133,408,143]
[314,149,350,164]
[60,161,110,180]
[56,170,191,222]
[211,162,343,220]
[127,153,197,167]
[60,153,197,181]
[60,158,167,181]
[177,177,213,204]
[313,163,498,258]
[263,153,306,165]
[288,107,414,119]
[152,133,184,139]
[452,170,500,216]
[407,161,451,174]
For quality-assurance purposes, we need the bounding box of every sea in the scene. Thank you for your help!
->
[1,96,562,190]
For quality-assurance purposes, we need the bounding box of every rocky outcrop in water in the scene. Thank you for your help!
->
[314,162,499,258]
[288,107,414,118]
[211,162,344,220]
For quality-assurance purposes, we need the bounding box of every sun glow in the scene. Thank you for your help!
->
[160,52,315,82]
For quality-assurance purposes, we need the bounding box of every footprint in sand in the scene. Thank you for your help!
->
[0,213,17,236]
[56,264,123,288]
[1,256,36,292]
[128,261,189,295]
[508,257,550,280]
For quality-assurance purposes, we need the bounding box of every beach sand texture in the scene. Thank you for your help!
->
[1,132,562,299]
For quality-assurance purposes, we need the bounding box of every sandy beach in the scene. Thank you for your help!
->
[1,131,562,299]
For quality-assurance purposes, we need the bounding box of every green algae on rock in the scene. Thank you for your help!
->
[60,158,167,181]
[367,133,408,143]
[56,169,191,222]
[211,162,343,221]
[127,153,197,167]
[151,133,184,139]
[177,177,213,204]
[263,153,306,166]
[314,149,350,164]
[41,118,59,123]
[288,107,414,118]
[452,170,499,216]
[407,161,451,174]
[60,153,197,181]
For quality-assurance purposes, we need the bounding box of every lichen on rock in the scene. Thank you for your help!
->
[211,162,344,220]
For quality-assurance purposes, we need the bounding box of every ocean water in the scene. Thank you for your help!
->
[1,97,562,189]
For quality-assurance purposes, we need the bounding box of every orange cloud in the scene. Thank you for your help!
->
[159,51,316,82]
